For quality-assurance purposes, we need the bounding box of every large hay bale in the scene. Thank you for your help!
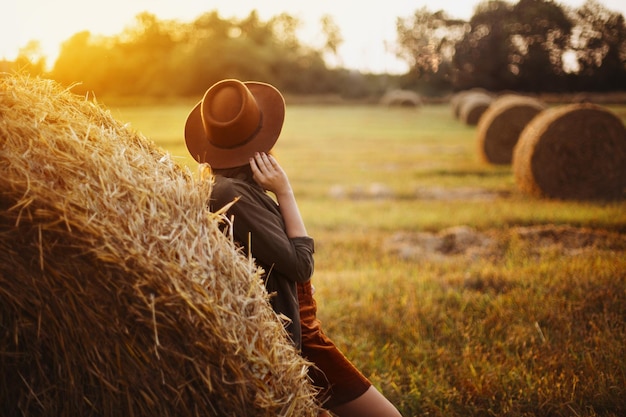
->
[459,92,494,126]
[0,74,318,416]
[476,94,547,165]
[513,103,626,200]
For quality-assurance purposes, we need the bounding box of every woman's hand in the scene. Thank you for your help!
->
[249,152,292,197]
[250,152,307,238]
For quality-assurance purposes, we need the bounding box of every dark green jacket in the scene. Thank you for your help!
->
[210,173,314,349]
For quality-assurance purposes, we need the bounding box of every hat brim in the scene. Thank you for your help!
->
[184,82,285,168]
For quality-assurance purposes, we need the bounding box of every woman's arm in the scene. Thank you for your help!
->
[249,152,308,239]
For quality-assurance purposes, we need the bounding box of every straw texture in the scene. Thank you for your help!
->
[0,74,319,416]
[513,103,626,200]
[476,94,546,164]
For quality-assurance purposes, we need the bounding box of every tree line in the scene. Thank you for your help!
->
[5,0,626,98]
[395,0,626,94]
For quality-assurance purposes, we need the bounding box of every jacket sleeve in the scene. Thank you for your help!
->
[211,179,314,283]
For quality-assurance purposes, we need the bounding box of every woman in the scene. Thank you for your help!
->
[185,79,402,417]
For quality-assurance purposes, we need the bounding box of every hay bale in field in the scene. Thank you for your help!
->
[0,74,318,416]
[450,88,492,119]
[380,89,423,107]
[459,92,494,126]
[513,103,626,200]
[450,90,474,118]
[476,94,547,165]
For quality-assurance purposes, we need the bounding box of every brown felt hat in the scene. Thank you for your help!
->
[185,79,285,168]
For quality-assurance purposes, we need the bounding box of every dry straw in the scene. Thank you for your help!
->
[513,102,626,200]
[0,74,319,416]
[476,94,547,165]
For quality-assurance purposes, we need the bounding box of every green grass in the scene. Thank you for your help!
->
[112,102,626,416]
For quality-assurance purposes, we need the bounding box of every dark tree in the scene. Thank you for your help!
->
[510,0,572,91]
[570,0,626,90]
[452,0,517,91]
[395,7,468,93]
[451,0,573,92]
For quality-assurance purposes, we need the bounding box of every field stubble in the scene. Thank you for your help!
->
[115,102,626,416]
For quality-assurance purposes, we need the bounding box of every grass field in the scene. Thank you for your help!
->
[113,101,626,416]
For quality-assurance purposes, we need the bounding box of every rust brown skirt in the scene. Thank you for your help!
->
[298,281,371,409]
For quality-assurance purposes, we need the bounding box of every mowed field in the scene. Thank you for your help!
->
[113,101,626,416]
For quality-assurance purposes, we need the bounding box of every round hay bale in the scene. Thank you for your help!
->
[459,92,494,126]
[380,89,423,107]
[513,103,626,200]
[0,74,319,416]
[476,94,547,165]
[450,88,491,119]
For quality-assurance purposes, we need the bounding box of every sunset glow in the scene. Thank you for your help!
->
[3,0,626,73]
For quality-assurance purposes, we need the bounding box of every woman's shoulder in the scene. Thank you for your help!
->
[212,175,243,202]
[211,175,265,208]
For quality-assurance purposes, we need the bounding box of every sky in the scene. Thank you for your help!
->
[2,0,626,74]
